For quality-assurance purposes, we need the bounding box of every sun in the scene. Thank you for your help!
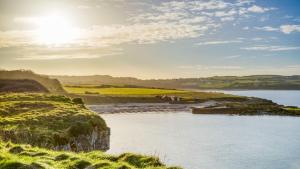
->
[34,14,80,45]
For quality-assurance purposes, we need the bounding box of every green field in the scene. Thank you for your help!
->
[64,86,188,95]
[64,86,244,104]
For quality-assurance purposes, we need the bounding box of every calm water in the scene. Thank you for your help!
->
[204,90,300,107]
[101,113,300,169]
[96,90,300,169]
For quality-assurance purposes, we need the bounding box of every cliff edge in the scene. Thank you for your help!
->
[0,93,110,152]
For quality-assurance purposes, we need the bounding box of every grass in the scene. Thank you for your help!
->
[0,93,108,148]
[64,86,188,95]
[0,141,181,169]
[64,86,243,104]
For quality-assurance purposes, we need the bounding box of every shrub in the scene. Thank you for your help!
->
[8,146,24,154]
[55,154,69,161]
[72,98,84,105]
[71,160,91,169]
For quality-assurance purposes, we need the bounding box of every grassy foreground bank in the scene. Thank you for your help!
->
[0,141,180,169]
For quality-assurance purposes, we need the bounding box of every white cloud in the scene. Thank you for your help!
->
[0,0,279,55]
[241,45,300,51]
[221,17,235,21]
[254,26,279,32]
[251,37,263,41]
[14,47,123,60]
[215,10,237,17]
[179,65,243,70]
[255,25,300,34]
[247,5,275,13]
[225,55,241,59]
[196,40,242,46]
[16,53,120,60]
[280,25,300,34]
[242,26,249,30]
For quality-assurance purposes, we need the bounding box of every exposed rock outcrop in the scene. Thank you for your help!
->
[53,127,110,152]
[0,127,110,152]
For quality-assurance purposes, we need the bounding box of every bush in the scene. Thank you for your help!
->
[72,98,84,105]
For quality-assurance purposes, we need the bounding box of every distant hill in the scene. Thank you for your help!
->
[0,79,49,93]
[0,70,65,93]
[52,75,300,90]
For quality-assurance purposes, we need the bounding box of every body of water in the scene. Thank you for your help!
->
[94,90,300,169]
[204,90,300,107]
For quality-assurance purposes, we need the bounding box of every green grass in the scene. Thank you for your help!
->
[283,107,300,111]
[0,93,108,148]
[64,86,244,104]
[64,86,188,95]
[0,141,181,169]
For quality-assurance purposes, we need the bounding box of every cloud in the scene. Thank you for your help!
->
[280,25,300,34]
[251,37,263,41]
[0,0,279,57]
[179,65,243,70]
[241,45,300,51]
[247,5,275,13]
[196,40,242,46]
[215,10,237,17]
[225,55,241,59]
[255,25,300,34]
[254,26,279,32]
[14,46,123,60]
[243,26,249,30]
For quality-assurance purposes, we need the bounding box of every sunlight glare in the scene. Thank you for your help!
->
[35,14,80,45]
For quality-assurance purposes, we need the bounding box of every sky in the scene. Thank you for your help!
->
[0,0,300,79]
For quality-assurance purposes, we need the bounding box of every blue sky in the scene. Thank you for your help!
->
[0,0,299,78]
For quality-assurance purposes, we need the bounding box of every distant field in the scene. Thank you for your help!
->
[64,86,188,95]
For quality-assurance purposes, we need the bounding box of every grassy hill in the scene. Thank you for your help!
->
[0,93,109,152]
[0,70,65,93]
[52,75,300,90]
[0,141,180,169]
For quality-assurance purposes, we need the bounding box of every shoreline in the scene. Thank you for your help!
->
[88,102,210,114]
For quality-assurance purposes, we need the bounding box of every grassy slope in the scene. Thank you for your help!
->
[0,93,108,147]
[0,70,65,93]
[0,141,180,169]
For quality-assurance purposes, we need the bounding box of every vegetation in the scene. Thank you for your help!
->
[192,98,300,116]
[0,93,108,149]
[0,70,65,93]
[52,74,300,90]
[0,141,181,169]
[0,79,49,93]
[64,86,187,95]
[64,86,243,104]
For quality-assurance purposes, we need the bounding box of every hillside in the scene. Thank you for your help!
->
[0,70,65,93]
[52,75,300,90]
[0,79,49,93]
[0,93,109,152]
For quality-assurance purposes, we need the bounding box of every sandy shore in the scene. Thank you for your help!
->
[88,101,217,113]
